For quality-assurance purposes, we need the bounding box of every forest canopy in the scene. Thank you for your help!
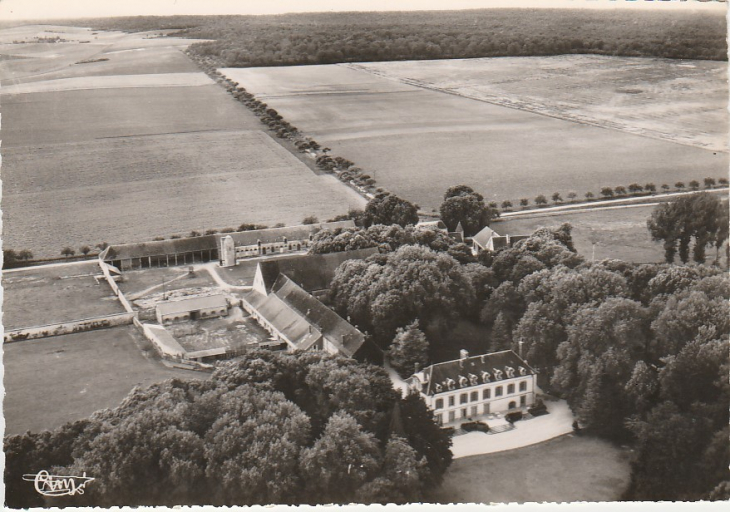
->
[76,9,728,67]
[4,351,452,508]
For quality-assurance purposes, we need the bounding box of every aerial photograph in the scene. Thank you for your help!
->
[0,0,727,509]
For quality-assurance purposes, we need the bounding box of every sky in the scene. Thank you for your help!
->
[0,0,725,21]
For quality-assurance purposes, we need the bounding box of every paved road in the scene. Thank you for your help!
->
[500,188,728,219]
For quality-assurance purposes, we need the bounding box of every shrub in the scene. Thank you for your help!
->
[302,216,319,225]
[614,186,627,196]
[534,194,547,206]
[520,198,529,207]
[645,183,656,193]
[675,182,685,190]
[600,187,614,198]
[501,200,513,209]
[585,191,595,200]
[688,180,700,191]
[551,192,562,203]
[703,177,716,189]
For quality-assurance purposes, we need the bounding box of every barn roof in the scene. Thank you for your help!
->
[103,220,356,261]
[156,295,228,317]
[105,235,218,261]
[418,350,535,396]
[258,248,378,293]
[472,226,499,249]
[245,287,323,351]
[271,276,365,357]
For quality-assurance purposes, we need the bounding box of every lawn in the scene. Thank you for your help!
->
[2,262,126,330]
[493,204,722,265]
[429,434,632,503]
[3,325,203,435]
[222,59,726,213]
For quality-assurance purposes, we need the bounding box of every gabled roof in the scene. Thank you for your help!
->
[105,235,218,261]
[156,295,228,316]
[263,248,378,292]
[418,350,535,396]
[245,289,323,350]
[472,226,499,249]
[257,260,283,294]
[219,220,355,247]
[102,221,356,261]
[416,220,448,231]
[272,276,366,357]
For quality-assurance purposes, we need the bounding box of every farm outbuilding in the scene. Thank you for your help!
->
[155,295,229,325]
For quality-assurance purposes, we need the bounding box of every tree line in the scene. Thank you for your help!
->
[4,350,452,507]
[76,9,727,66]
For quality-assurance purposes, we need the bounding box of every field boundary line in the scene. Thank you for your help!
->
[343,63,727,154]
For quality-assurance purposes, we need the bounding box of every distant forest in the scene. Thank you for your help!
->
[78,9,727,66]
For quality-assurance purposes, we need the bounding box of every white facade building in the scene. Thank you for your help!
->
[408,350,537,427]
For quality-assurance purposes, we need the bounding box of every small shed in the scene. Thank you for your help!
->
[156,295,229,324]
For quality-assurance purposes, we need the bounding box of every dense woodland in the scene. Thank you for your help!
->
[78,9,727,66]
[4,351,452,507]
[314,191,729,501]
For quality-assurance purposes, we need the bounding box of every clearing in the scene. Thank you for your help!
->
[2,262,125,330]
[429,434,632,503]
[3,325,203,435]
[222,57,727,213]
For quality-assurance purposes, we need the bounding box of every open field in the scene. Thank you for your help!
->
[1,25,359,259]
[429,434,631,503]
[3,326,202,435]
[494,204,728,266]
[223,58,727,213]
[2,262,125,330]
[3,130,358,259]
[354,55,728,152]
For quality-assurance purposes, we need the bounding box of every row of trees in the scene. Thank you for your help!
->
[5,350,452,508]
[514,176,728,210]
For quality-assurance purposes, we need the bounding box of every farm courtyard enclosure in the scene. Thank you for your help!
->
[222,55,727,212]
[0,25,360,259]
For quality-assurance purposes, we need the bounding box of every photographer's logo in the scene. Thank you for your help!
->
[23,470,95,497]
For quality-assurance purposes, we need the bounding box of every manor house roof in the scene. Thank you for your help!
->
[416,350,535,396]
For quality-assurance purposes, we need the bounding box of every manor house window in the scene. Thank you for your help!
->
[470,391,479,402]
[495,386,503,397]
[507,384,515,394]
[435,398,444,409]
[519,381,527,392]
[483,388,491,400]
[448,396,455,407]
[460,393,468,405]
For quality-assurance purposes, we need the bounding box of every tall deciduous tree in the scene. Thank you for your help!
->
[364,193,419,228]
[439,185,498,236]
[388,320,430,378]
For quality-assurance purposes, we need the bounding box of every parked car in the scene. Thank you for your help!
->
[461,421,490,433]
